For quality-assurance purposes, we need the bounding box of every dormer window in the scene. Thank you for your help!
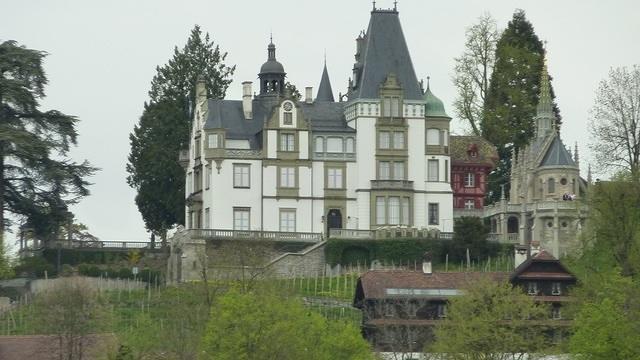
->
[467,143,479,158]
[283,112,292,125]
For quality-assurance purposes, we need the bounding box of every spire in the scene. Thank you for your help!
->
[574,142,580,167]
[535,55,556,138]
[267,37,276,61]
[316,61,335,102]
[587,164,593,184]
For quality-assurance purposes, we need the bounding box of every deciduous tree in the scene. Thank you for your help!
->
[588,65,640,176]
[0,40,96,247]
[452,13,498,135]
[199,289,374,360]
[426,278,550,360]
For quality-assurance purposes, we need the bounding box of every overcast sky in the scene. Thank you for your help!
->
[2,0,639,243]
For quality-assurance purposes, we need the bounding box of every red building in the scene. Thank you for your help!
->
[450,136,498,215]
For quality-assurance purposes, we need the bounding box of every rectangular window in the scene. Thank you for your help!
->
[401,197,410,225]
[552,307,562,320]
[283,112,293,125]
[279,209,296,232]
[552,282,562,295]
[327,168,343,189]
[379,161,390,180]
[428,203,439,225]
[376,197,386,225]
[393,132,405,149]
[233,164,250,188]
[315,137,324,152]
[205,164,211,189]
[280,133,295,152]
[437,304,447,318]
[383,98,391,117]
[379,131,390,149]
[208,134,219,148]
[445,160,449,182]
[464,173,475,187]
[390,98,400,117]
[393,162,405,180]
[204,208,210,228]
[280,167,296,188]
[194,168,202,192]
[233,208,250,230]
[464,199,475,209]
[426,129,440,145]
[327,137,343,153]
[346,137,355,153]
[194,138,201,158]
[428,159,439,182]
[527,282,538,295]
[388,197,400,225]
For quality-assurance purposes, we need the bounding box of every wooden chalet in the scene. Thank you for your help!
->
[353,249,577,352]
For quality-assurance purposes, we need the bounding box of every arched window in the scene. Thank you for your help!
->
[548,178,555,194]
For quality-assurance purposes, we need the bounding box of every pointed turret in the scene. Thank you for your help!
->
[587,164,593,184]
[574,142,580,167]
[316,62,335,102]
[535,58,556,139]
[258,37,286,96]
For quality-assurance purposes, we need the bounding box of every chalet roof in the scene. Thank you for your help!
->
[450,135,498,167]
[356,270,509,300]
[510,250,577,283]
[350,10,422,100]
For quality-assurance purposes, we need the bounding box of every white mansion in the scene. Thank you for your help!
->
[180,7,454,237]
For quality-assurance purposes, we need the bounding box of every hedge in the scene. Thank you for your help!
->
[325,238,513,267]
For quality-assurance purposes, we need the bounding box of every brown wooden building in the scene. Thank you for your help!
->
[353,249,576,352]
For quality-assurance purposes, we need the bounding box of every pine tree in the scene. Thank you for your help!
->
[0,40,96,247]
[127,25,235,239]
[481,9,561,203]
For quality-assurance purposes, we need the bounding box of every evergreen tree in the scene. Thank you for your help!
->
[0,40,96,246]
[127,25,235,238]
[481,10,561,203]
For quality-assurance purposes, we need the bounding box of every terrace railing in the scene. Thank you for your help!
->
[189,229,323,243]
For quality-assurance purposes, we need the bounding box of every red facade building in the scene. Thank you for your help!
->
[450,136,498,215]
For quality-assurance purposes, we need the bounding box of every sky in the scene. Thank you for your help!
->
[2,0,639,244]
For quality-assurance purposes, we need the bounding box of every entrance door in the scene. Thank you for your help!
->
[327,209,343,235]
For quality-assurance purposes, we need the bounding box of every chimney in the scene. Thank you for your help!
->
[514,245,528,269]
[305,86,313,103]
[422,251,432,275]
[196,75,207,105]
[242,81,252,119]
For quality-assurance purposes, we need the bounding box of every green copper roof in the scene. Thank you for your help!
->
[424,87,449,118]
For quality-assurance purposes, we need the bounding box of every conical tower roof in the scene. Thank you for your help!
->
[350,8,422,100]
[316,62,334,102]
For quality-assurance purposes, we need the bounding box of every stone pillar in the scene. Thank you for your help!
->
[552,202,560,257]
[519,203,527,246]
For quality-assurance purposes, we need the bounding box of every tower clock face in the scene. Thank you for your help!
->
[283,102,293,111]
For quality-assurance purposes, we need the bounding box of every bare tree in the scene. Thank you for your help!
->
[33,278,112,360]
[452,13,498,135]
[589,64,640,176]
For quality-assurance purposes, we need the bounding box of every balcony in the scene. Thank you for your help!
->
[329,228,454,240]
[371,180,414,190]
[453,208,484,218]
[189,229,323,243]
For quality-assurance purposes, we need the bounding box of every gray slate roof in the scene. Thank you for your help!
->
[204,97,353,149]
[540,135,576,167]
[301,101,354,133]
[316,63,335,102]
[351,10,422,100]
